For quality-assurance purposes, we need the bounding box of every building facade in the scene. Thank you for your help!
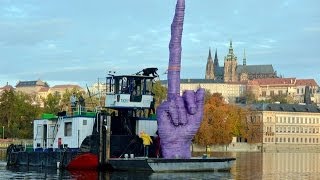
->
[205,41,277,83]
[161,79,246,103]
[247,78,319,103]
[250,103,320,149]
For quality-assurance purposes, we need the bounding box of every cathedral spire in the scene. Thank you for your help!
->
[228,40,234,55]
[205,47,214,79]
[243,49,246,66]
[208,47,212,60]
[214,48,219,67]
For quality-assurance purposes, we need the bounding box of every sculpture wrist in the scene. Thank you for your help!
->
[161,140,191,159]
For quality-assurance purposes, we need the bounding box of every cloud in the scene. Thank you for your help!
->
[257,44,272,49]
[128,34,143,41]
[0,18,71,46]
[303,26,320,32]
[3,5,27,18]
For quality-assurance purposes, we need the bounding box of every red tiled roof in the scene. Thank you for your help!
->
[295,79,318,87]
[0,85,14,91]
[248,78,296,86]
[51,84,81,89]
[39,87,49,92]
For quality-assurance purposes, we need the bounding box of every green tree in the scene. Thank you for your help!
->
[42,92,61,114]
[0,90,41,138]
[152,81,167,108]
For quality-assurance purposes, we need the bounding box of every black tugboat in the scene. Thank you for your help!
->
[6,68,159,170]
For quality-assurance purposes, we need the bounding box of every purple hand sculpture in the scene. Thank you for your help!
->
[156,0,205,159]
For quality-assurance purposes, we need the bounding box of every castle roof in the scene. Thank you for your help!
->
[250,103,320,113]
[236,65,275,75]
[16,80,49,88]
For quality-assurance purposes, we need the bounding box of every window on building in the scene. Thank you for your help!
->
[288,138,290,142]
[284,117,286,123]
[278,90,283,95]
[309,138,311,143]
[288,127,291,133]
[301,88,304,94]
[284,127,286,133]
[288,117,291,123]
[276,127,278,132]
[276,117,278,123]
[64,122,72,136]
[297,89,299,94]
[296,138,299,142]
[297,118,299,124]
[276,137,278,142]
[284,138,286,142]
[262,91,266,97]
[296,127,299,133]
[292,117,295,123]
[280,138,282,142]
[270,90,274,96]
[305,138,307,143]
[292,138,294,143]
[317,138,319,143]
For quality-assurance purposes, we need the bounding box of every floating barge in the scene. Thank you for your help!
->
[108,157,236,172]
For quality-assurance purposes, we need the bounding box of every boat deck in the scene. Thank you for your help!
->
[108,157,236,172]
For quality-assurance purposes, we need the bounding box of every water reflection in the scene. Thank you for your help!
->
[1,152,320,179]
[262,153,320,179]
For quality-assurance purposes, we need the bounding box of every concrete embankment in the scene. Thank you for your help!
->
[262,144,320,153]
[192,143,263,153]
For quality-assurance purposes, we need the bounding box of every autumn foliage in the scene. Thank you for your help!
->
[194,93,255,146]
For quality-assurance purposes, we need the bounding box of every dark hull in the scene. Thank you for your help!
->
[7,151,79,169]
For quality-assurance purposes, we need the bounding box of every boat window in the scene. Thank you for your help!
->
[83,119,87,125]
[37,125,42,137]
[64,122,72,136]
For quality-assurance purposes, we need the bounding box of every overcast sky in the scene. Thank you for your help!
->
[0,0,319,87]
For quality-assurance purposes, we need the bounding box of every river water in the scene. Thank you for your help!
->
[1,152,320,179]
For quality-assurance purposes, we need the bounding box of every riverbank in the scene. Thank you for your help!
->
[192,143,262,153]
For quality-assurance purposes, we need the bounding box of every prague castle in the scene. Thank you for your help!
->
[205,41,277,82]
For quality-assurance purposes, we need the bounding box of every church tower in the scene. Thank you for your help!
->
[205,48,215,79]
[240,49,248,82]
[223,40,238,82]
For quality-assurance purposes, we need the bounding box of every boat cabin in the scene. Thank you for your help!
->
[105,74,155,109]
[33,112,96,151]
